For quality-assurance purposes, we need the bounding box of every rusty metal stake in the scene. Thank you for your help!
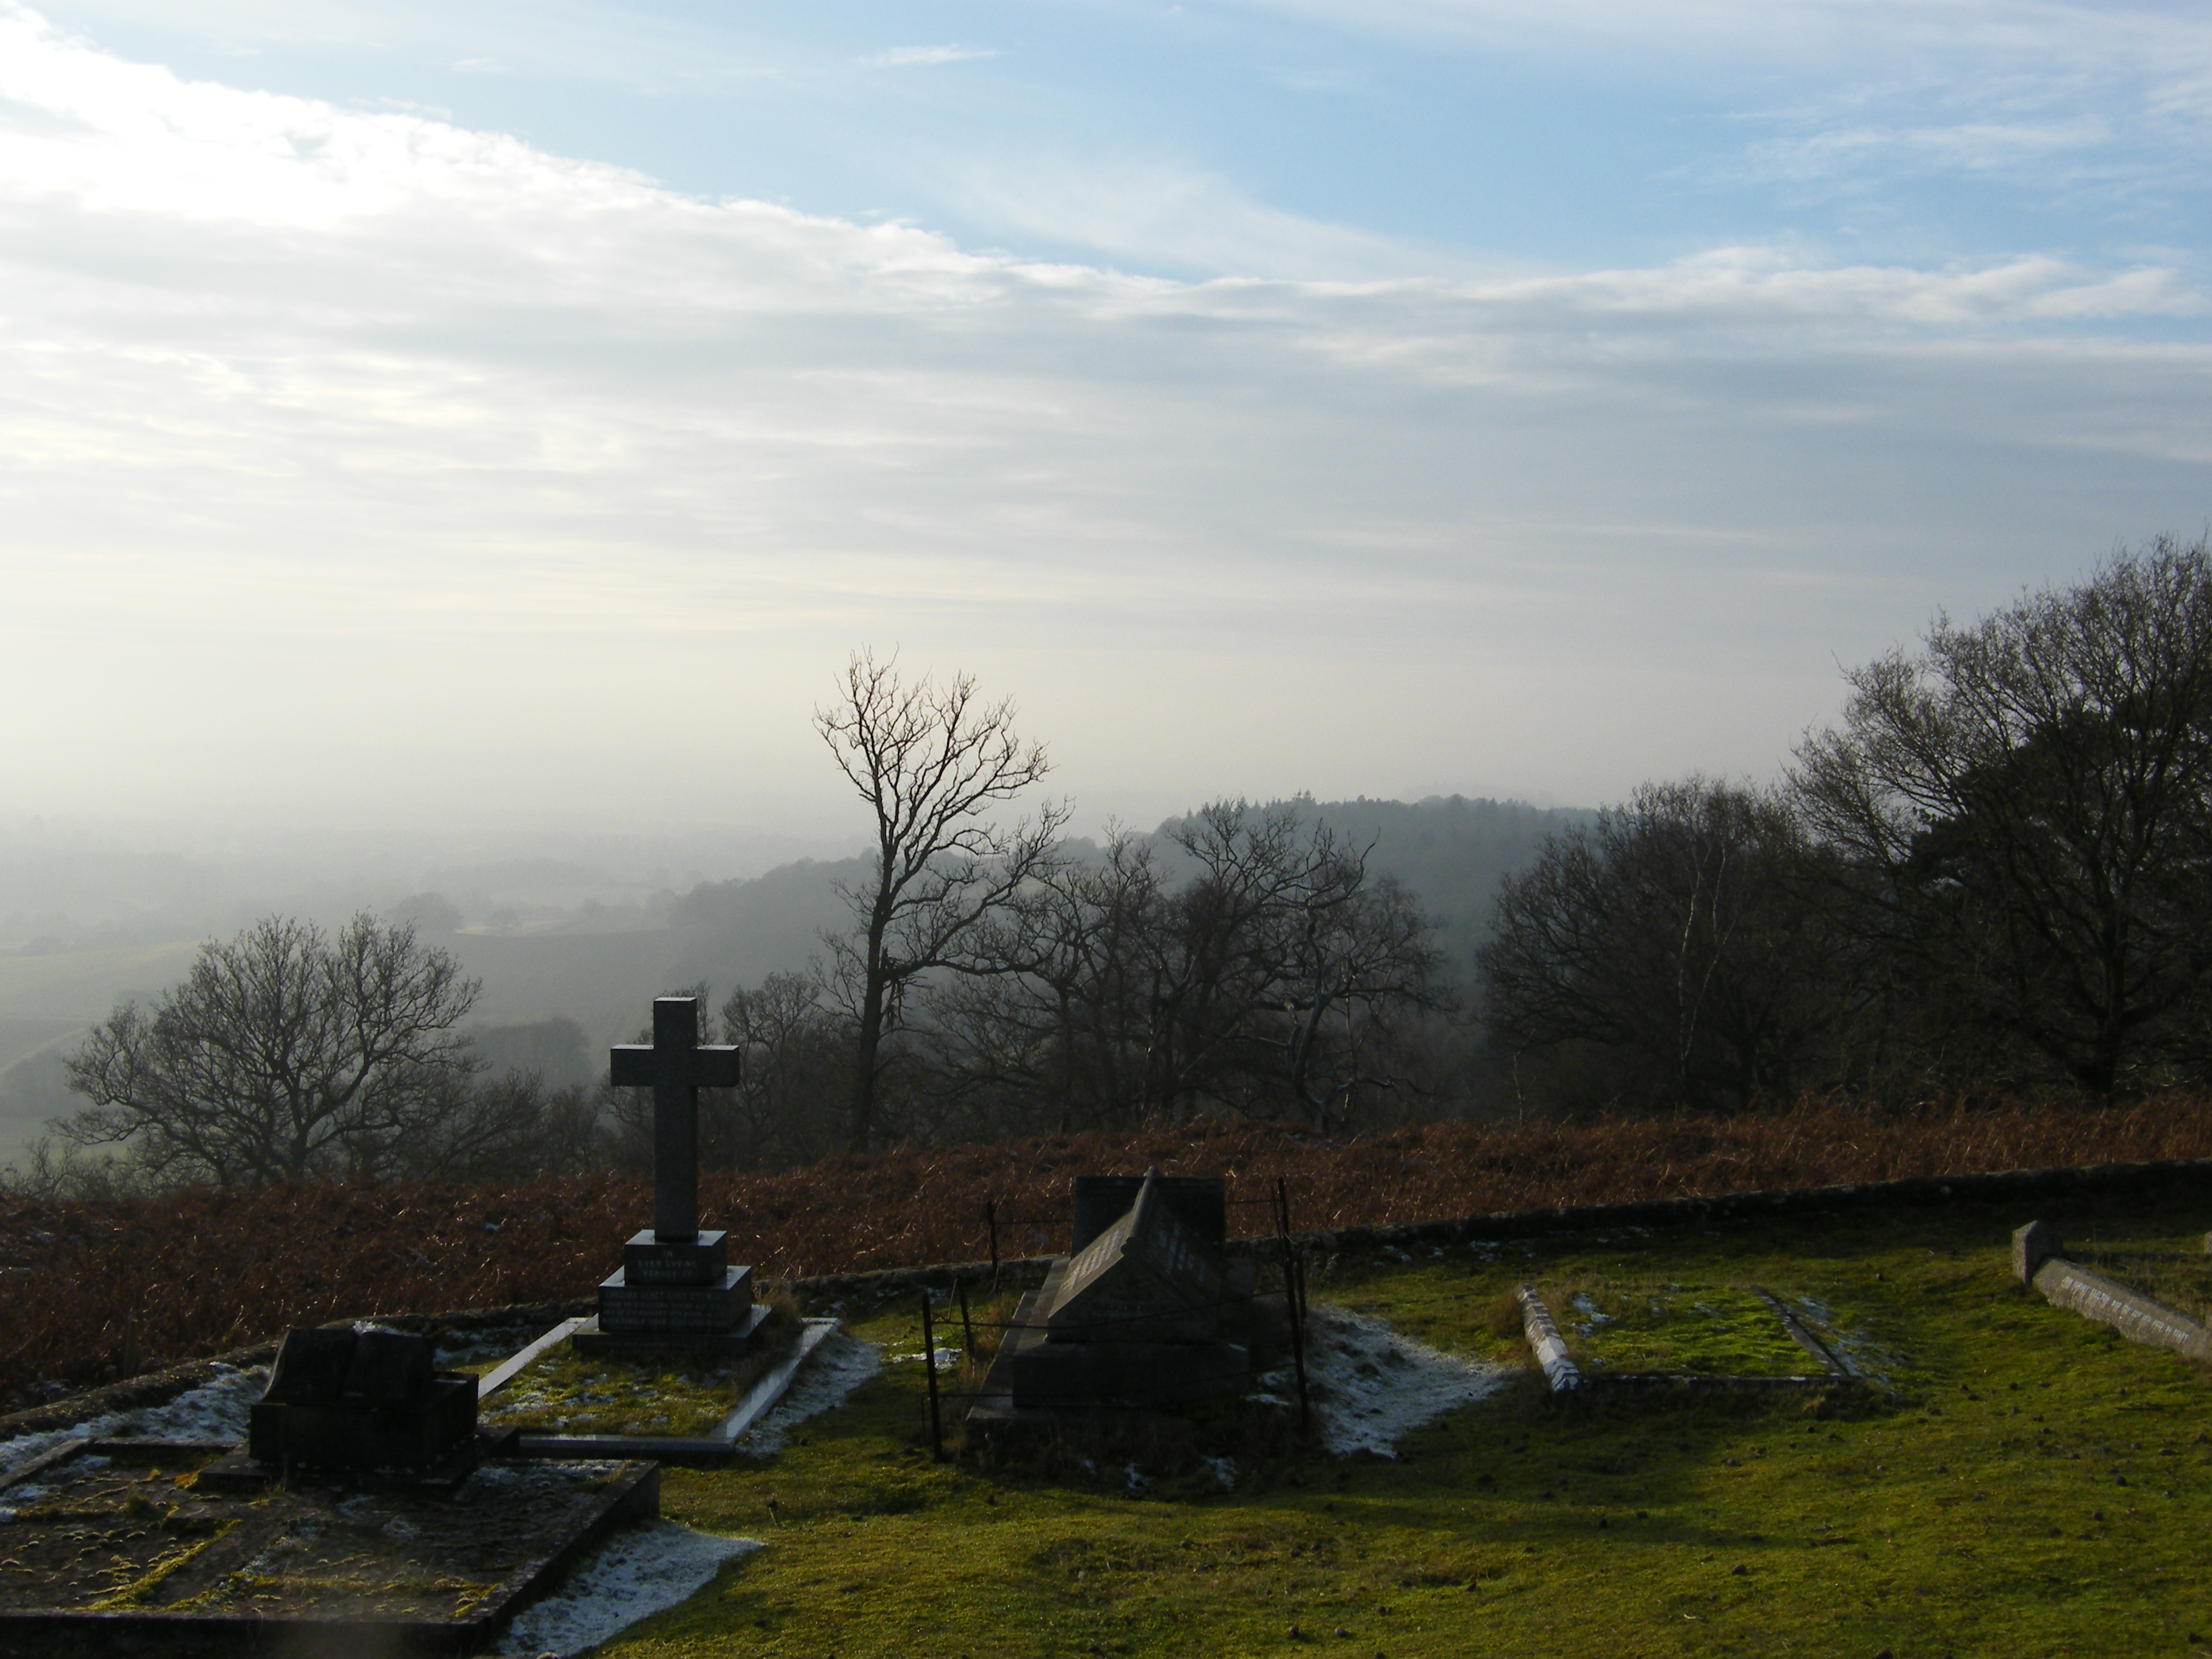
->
[920,1292,944,1460]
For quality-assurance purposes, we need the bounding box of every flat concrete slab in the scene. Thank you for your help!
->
[0,1437,657,1656]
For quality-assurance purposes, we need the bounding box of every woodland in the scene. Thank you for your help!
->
[21,533,2212,1195]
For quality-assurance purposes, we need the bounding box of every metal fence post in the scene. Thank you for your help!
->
[920,1292,944,1460]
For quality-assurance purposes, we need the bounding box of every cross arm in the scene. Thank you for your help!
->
[609,1046,655,1086]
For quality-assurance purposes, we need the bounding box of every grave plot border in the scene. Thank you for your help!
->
[0,1444,660,1657]
[2013,1221,2212,1361]
[485,1315,842,1466]
[1514,1283,1858,1397]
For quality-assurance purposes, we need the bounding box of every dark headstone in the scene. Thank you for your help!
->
[984,1168,1267,1415]
[1071,1174,1227,1254]
[249,1327,476,1476]
[260,1328,355,1405]
[609,996,739,1242]
[1047,1172,1226,1345]
[344,1326,435,1404]
[586,997,756,1353]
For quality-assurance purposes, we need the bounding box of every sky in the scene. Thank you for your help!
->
[2,0,2209,863]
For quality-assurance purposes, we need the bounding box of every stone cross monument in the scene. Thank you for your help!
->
[610,996,739,1242]
[577,996,760,1353]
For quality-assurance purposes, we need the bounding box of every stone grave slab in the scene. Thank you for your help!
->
[0,1437,657,1657]
[474,1305,832,1465]
[1512,1281,1851,1395]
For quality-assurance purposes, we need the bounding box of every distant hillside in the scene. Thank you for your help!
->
[671,798,1589,1000]
[1151,796,1593,984]
[0,799,1586,1168]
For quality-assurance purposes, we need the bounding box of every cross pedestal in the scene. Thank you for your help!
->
[575,996,762,1354]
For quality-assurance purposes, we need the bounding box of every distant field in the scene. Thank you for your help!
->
[0,941,199,1035]
[0,944,205,1165]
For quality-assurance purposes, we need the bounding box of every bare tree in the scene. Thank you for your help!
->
[1792,534,2212,1092]
[717,971,852,1167]
[61,915,483,1188]
[924,804,1448,1134]
[817,650,1067,1150]
[1479,779,1846,1113]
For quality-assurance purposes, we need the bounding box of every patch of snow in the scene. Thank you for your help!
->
[1124,1462,1145,1492]
[495,1520,757,1658]
[1204,1456,1236,1490]
[1793,1296,1900,1387]
[1569,1292,1614,1338]
[0,1364,268,1478]
[736,1332,880,1456]
[1304,1305,1506,1459]
[435,1327,538,1367]
[889,1347,962,1369]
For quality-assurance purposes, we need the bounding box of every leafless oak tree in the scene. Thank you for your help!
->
[817,650,1067,1150]
[1479,778,1846,1112]
[1792,534,2212,1092]
[61,915,483,1188]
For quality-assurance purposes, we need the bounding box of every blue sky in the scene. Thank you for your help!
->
[49,0,2212,279]
[2,0,2209,854]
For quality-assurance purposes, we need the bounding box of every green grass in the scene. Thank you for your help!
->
[478,1309,802,1438]
[1544,1281,1816,1377]
[544,1192,2212,1657]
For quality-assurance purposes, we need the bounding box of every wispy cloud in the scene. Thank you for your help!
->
[0,5,2206,827]
[862,45,996,68]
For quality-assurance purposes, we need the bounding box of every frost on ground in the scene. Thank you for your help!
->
[733,1332,880,1456]
[495,1519,757,1658]
[0,1364,268,1479]
[1792,1296,1900,1387]
[1296,1306,1506,1458]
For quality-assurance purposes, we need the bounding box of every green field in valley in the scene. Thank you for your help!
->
[553,1185,2212,1659]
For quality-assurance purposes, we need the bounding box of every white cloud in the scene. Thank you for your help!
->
[0,3,2207,833]
[863,45,996,68]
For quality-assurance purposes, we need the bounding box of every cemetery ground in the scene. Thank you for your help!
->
[574,1185,2212,1659]
[11,1097,2212,1407]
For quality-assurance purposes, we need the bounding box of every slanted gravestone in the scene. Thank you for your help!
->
[984,1168,1265,1414]
[577,996,760,1353]
[247,1326,478,1477]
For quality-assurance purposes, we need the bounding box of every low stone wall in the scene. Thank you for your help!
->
[1285,1155,2212,1260]
[13,1153,2211,1447]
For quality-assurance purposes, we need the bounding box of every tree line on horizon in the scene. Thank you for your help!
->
[24,533,2212,1195]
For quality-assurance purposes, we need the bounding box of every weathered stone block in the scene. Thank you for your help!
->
[1072,1175,1226,1253]
[1046,1174,1225,1345]
[596,1264,755,1334]
[1005,1335,1252,1406]
[249,1327,476,1473]
[623,1228,730,1286]
[2013,1219,2063,1284]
